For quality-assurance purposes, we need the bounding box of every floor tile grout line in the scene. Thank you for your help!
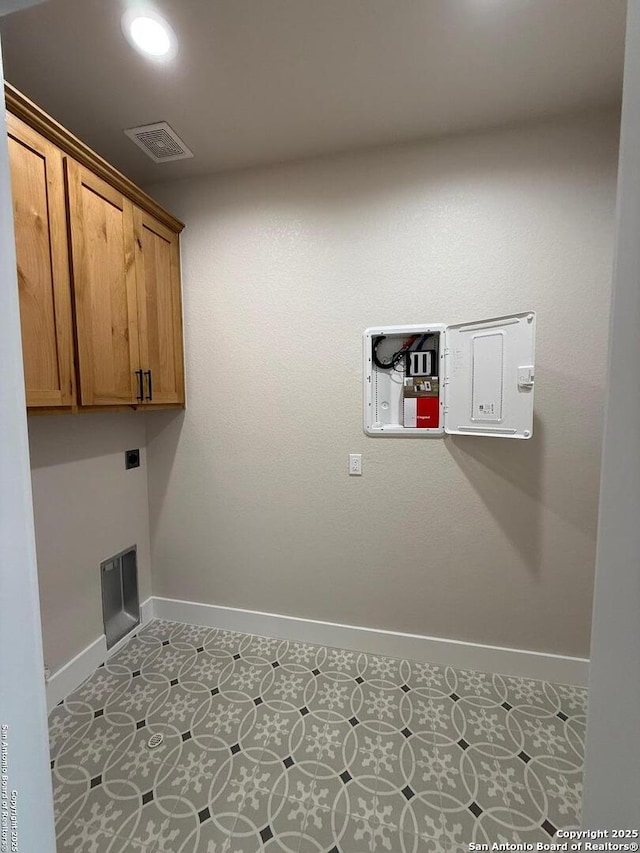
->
[225,739,272,841]
[292,715,355,851]
[49,728,87,763]
[318,714,413,844]
[170,742,244,852]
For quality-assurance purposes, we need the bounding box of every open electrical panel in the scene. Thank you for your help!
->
[363,312,536,439]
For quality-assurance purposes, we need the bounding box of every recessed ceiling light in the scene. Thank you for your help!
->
[122,8,177,61]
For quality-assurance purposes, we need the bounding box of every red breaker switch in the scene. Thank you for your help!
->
[403,376,440,429]
[404,396,440,429]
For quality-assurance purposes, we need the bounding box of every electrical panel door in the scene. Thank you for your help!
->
[363,312,535,439]
[444,312,536,439]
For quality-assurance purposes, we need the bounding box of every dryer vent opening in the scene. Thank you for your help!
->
[101,546,140,649]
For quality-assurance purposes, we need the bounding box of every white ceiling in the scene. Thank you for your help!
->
[0,0,627,184]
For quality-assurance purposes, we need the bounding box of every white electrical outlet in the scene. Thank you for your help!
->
[349,453,362,476]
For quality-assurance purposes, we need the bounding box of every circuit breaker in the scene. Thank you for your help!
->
[363,312,536,439]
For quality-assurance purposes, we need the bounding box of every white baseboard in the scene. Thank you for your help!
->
[46,596,154,711]
[140,596,154,625]
[46,595,588,709]
[153,596,589,687]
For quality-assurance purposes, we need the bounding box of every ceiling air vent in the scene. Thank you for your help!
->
[124,122,193,163]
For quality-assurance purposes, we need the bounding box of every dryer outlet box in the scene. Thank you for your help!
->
[126,449,140,469]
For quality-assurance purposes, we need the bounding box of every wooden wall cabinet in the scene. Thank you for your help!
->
[133,210,185,406]
[5,83,186,414]
[66,161,140,406]
[65,162,185,407]
[7,113,75,408]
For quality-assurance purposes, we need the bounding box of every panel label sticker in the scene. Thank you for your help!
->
[471,332,504,422]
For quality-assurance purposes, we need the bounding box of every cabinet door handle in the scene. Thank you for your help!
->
[135,369,144,402]
[144,370,153,401]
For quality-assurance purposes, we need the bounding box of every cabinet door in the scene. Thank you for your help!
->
[133,208,185,405]
[7,114,75,407]
[66,160,140,405]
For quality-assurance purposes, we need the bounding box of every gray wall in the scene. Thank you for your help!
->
[28,414,153,673]
[147,110,618,660]
[582,0,640,824]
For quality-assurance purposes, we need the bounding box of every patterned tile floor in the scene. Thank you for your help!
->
[49,620,586,852]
